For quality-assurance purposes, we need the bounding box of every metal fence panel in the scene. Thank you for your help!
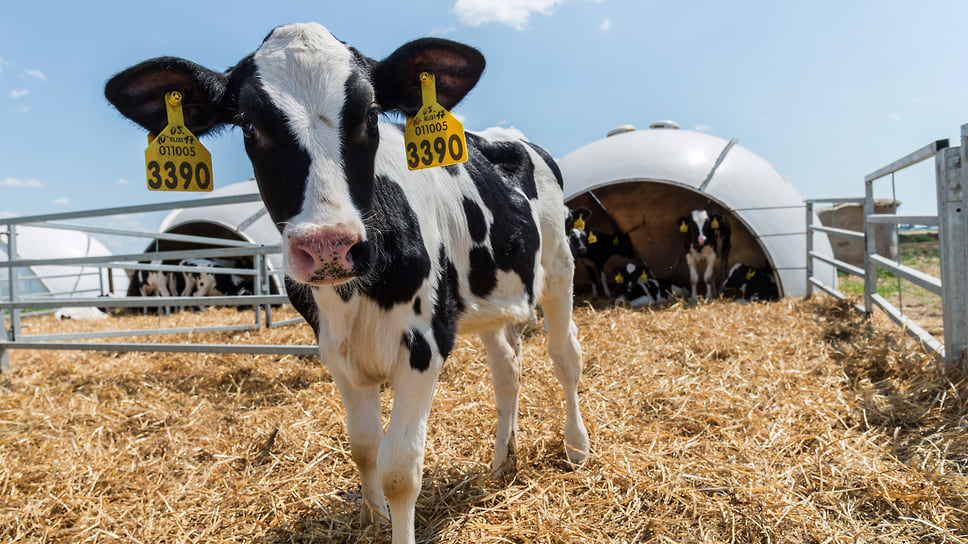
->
[807,126,968,369]
[1,194,317,371]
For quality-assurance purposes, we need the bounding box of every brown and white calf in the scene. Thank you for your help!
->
[106,23,589,544]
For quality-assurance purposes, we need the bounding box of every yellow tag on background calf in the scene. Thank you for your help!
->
[573,214,586,231]
[404,73,468,170]
[144,91,213,191]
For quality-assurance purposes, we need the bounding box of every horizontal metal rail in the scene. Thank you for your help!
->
[2,245,281,269]
[809,224,865,241]
[808,276,848,300]
[808,277,865,313]
[31,221,259,248]
[22,288,102,299]
[21,323,261,342]
[867,214,939,227]
[0,294,288,310]
[871,293,944,358]
[808,251,865,278]
[0,340,318,356]
[869,254,943,295]
[119,261,259,276]
[0,193,264,226]
[805,197,865,205]
[865,139,949,183]
[267,317,306,329]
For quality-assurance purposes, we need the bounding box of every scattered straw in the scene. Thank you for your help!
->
[1,298,966,542]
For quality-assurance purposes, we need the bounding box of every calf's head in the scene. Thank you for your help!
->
[678,209,725,249]
[566,207,592,257]
[105,23,485,287]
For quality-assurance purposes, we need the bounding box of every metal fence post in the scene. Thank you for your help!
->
[805,201,814,296]
[253,254,263,329]
[0,315,8,372]
[863,182,876,317]
[6,224,20,340]
[936,131,968,368]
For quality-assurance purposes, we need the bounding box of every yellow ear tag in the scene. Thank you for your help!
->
[573,214,586,231]
[614,273,625,284]
[612,235,620,246]
[404,72,468,170]
[144,91,213,192]
[746,268,756,280]
[711,217,720,229]
[639,271,649,281]
[587,232,598,244]
[679,221,688,233]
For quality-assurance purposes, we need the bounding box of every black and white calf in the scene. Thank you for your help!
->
[130,268,171,298]
[722,263,780,302]
[128,266,174,314]
[678,209,731,300]
[179,258,253,298]
[106,23,589,544]
[566,207,637,298]
[612,262,689,307]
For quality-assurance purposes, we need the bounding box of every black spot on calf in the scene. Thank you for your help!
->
[403,329,431,372]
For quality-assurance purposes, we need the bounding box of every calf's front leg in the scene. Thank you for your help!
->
[704,254,717,299]
[329,371,388,524]
[686,252,700,300]
[380,347,442,544]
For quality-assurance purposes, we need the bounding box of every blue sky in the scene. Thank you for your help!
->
[2,0,968,238]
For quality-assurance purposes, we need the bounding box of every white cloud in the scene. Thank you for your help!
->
[9,88,29,99]
[117,178,130,185]
[454,0,563,30]
[1,177,43,188]
[53,196,69,206]
[693,124,712,133]
[0,211,19,219]
[600,18,611,31]
[9,105,29,113]
[891,113,901,121]
[24,69,45,81]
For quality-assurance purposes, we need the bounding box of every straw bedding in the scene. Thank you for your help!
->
[1,296,966,543]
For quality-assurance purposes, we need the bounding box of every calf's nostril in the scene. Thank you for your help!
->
[291,245,316,272]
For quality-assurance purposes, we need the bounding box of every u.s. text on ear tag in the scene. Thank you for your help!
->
[144,91,213,192]
[404,72,468,171]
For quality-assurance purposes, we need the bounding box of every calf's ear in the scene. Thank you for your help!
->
[373,38,486,116]
[105,57,233,136]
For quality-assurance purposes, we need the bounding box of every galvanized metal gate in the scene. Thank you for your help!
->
[1,193,318,372]
[807,122,968,369]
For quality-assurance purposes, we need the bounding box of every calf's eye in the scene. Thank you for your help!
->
[241,122,258,140]
[366,111,379,130]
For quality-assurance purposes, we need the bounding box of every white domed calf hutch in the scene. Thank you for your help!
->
[128,179,284,296]
[558,122,836,297]
[2,226,127,298]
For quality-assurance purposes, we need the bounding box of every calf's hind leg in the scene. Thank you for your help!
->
[479,323,521,472]
[539,273,590,466]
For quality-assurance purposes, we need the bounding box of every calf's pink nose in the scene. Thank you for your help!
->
[288,229,361,279]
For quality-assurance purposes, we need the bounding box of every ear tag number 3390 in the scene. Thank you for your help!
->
[144,91,213,191]
[404,73,468,170]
